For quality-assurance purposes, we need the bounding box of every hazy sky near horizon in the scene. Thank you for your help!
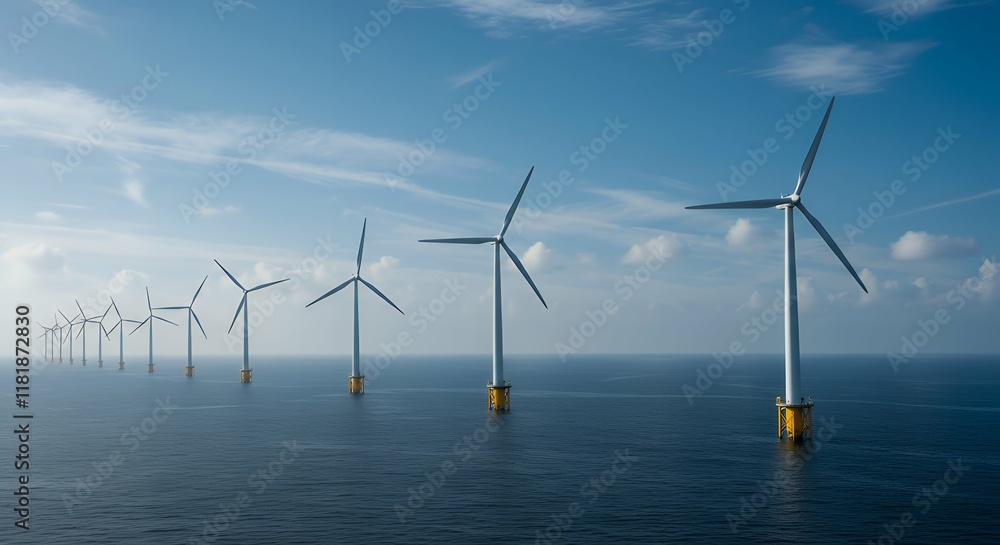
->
[1,0,997,361]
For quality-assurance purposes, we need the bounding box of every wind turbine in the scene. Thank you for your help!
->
[58,310,82,365]
[75,300,111,367]
[155,276,208,377]
[215,260,289,383]
[36,323,54,363]
[419,167,548,411]
[53,313,65,363]
[306,219,404,394]
[685,97,867,440]
[106,297,143,370]
[129,288,178,373]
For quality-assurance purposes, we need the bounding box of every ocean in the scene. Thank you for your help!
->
[3,354,998,544]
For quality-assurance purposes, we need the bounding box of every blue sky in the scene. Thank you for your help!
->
[1,0,997,361]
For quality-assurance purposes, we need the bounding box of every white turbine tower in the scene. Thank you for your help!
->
[306,219,404,394]
[58,310,82,365]
[129,288,178,373]
[419,167,548,411]
[36,323,54,363]
[686,97,867,440]
[75,300,111,367]
[106,297,143,371]
[155,276,209,377]
[53,313,65,363]
[214,260,289,383]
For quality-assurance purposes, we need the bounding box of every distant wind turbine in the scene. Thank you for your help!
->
[106,297,143,371]
[419,167,548,411]
[155,276,209,377]
[129,288,178,373]
[215,260,289,383]
[685,97,867,440]
[53,313,65,363]
[36,323,54,363]
[58,309,82,365]
[75,300,111,367]
[306,219,404,394]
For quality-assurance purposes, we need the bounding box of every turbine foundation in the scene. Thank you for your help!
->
[118,362,125,370]
[185,366,194,377]
[240,368,253,383]
[82,360,87,367]
[147,363,155,373]
[348,374,364,394]
[98,361,103,368]
[776,397,813,441]
[488,382,511,412]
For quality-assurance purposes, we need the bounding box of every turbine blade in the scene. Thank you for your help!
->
[153,315,178,326]
[228,295,246,334]
[75,326,83,339]
[501,240,548,308]
[358,277,404,315]
[108,321,120,335]
[797,202,868,293]
[130,317,150,335]
[305,278,354,308]
[215,259,245,291]
[248,278,290,292]
[58,309,71,324]
[101,323,111,340]
[146,287,152,313]
[110,297,121,320]
[500,166,534,238]
[155,306,188,310]
[686,198,792,210]
[794,96,835,196]
[192,275,208,306]
[75,299,87,319]
[191,309,208,339]
[101,304,112,320]
[418,237,494,244]
[357,218,367,276]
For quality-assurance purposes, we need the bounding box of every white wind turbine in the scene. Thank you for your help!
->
[58,309,82,365]
[685,97,867,440]
[129,288,178,373]
[36,323,54,363]
[214,260,289,383]
[53,312,65,363]
[306,219,404,394]
[419,167,548,411]
[106,297,143,371]
[75,300,111,367]
[154,276,209,377]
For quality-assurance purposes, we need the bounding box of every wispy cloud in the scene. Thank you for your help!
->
[448,59,505,90]
[753,40,935,95]
[886,188,1000,219]
[626,8,707,51]
[32,0,105,34]
[118,157,148,207]
[846,0,957,17]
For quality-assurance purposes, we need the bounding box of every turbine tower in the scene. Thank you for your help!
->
[215,260,289,383]
[685,97,867,440]
[306,219,404,394]
[53,313,65,363]
[419,167,548,411]
[36,323,54,363]
[58,310,82,365]
[155,276,208,377]
[75,300,111,367]
[107,297,143,370]
[129,288,178,373]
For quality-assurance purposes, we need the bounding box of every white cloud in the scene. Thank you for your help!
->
[859,268,878,305]
[889,231,979,260]
[847,0,953,17]
[199,205,240,217]
[623,234,689,265]
[36,211,60,221]
[118,158,148,207]
[519,241,559,273]
[437,0,621,31]
[738,290,763,311]
[3,243,69,286]
[725,218,773,247]
[369,255,400,276]
[448,59,505,90]
[754,41,934,95]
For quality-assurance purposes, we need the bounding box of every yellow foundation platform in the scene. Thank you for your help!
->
[348,375,365,394]
[488,383,511,412]
[240,368,253,383]
[147,363,155,373]
[185,366,194,377]
[776,397,813,441]
[118,362,124,370]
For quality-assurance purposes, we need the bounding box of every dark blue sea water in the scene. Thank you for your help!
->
[3,354,998,544]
